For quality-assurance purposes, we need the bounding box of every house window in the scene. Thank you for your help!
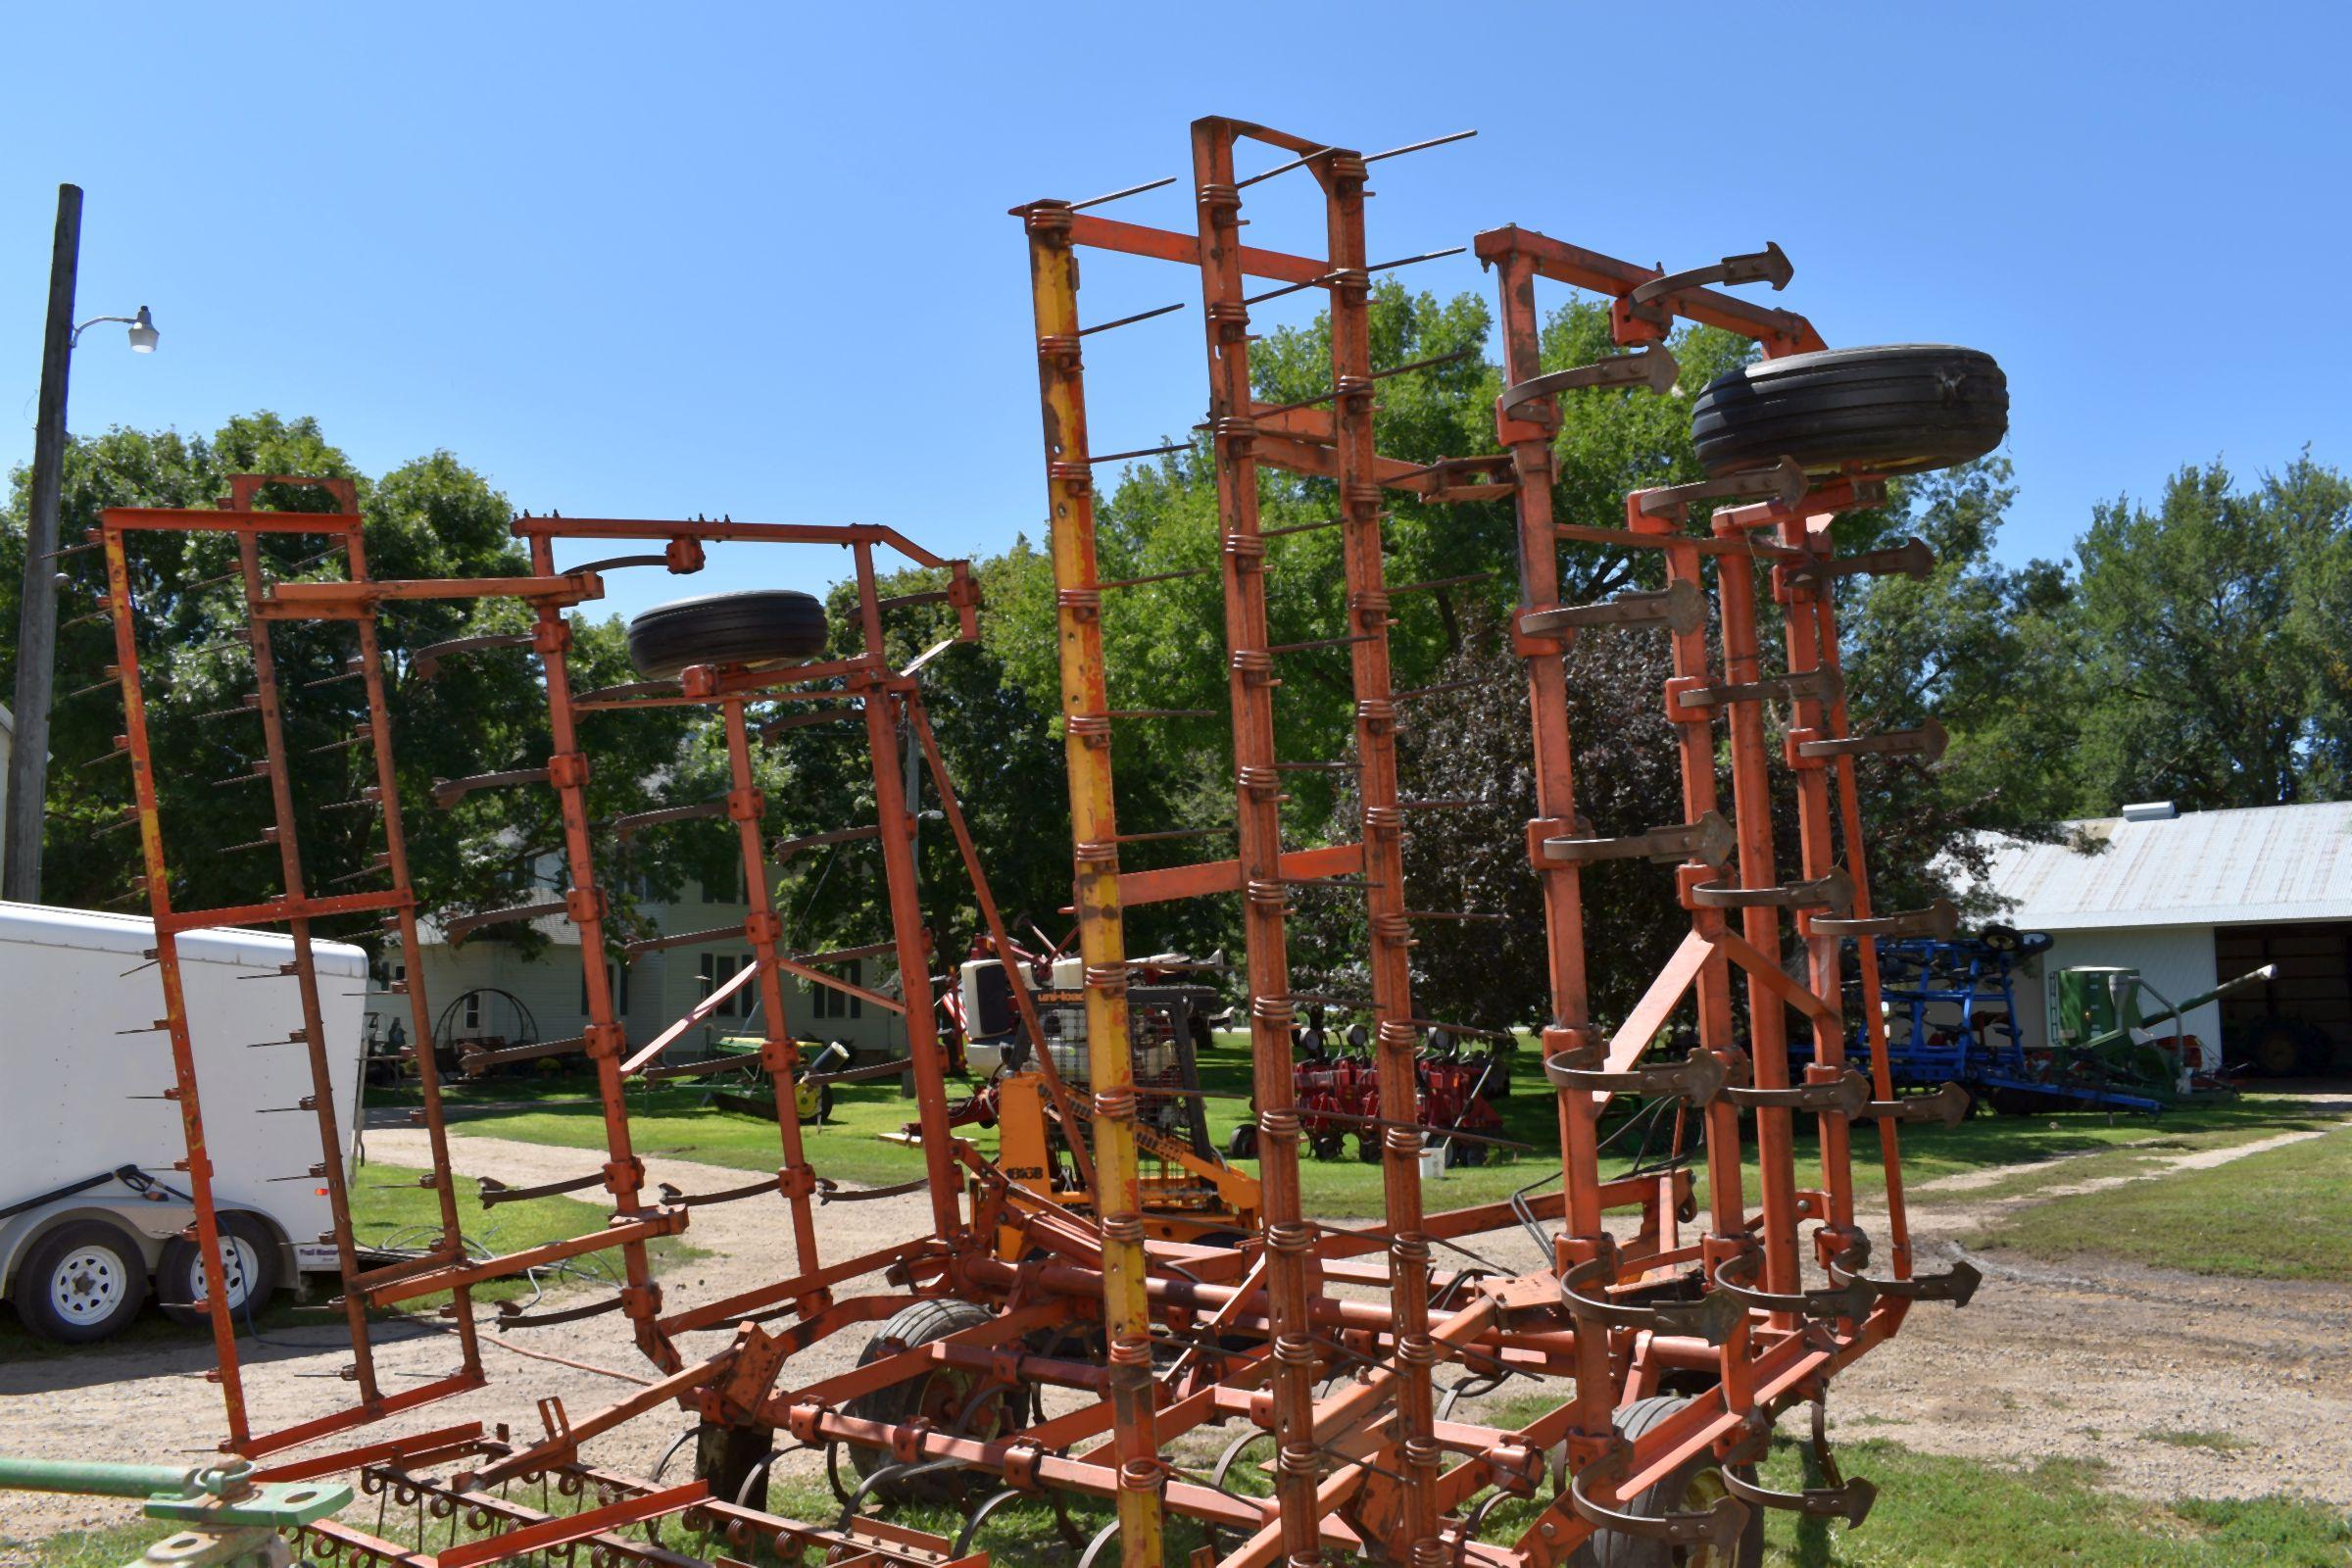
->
[813,960,863,1021]
[463,992,482,1031]
[699,954,750,1018]
[581,961,630,1017]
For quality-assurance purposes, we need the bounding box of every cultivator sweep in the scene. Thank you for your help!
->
[50,115,2008,1568]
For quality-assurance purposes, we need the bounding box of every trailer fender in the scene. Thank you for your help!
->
[0,1199,181,1296]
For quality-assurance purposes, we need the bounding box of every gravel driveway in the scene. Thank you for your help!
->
[5,1105,2346,1557]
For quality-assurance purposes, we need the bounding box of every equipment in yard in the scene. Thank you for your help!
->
[953,948,1262,1246]
[0,902,365,1344]
[1869,928,2272,1113]
[0,1454,350,1568]
[702,1032,851,1122]
[2031,963,2275,1111]
[1286,1020,1511,1165]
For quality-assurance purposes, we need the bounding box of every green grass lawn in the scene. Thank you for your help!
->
[27,1438,2351,1566]
[418,1040,2339,1222]
[0,1161,698,1364]
[1968,1124,2352,1283]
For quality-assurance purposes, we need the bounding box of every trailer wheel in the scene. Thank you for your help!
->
[1580,1394,1764,1568]
[13,1219,149,1344]
[1690,344,2007,479]
[158,1212,279,1332]
[626,590,829,680]
[844,1298,1003,1503]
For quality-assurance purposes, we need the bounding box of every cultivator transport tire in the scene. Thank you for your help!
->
[158,1211,279,1332]
[11,1219,148,1345]
[1690,344,2008,479]
[844,1298,1004,1503]
[1581,1395,1764,1568]
[626,589,830,680]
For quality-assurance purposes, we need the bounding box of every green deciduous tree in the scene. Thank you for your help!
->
[0,414,694,957]
[2070,454,2352,810]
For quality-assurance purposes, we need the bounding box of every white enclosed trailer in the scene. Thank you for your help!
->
[0,901,366,1343]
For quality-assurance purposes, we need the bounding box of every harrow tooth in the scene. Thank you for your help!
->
[1794,717,1949,764]
[1539,808,1734,867]
[1689,865,1856,913]
[1865,1081,1973,1128]
[1828,1254,1984,1307]
[1810,898,1961,941]
[1783,535,1936,584]
[1569,1446,1754,1551]
[1722,1463,1878,1529]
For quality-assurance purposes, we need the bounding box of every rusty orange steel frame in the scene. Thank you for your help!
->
[91,115,1974,1568]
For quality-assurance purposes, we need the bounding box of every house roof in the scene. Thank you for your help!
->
[1975,800,2352,931]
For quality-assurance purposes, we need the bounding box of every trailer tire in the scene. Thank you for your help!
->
[626,590,830,681]
[845,1298,1004,1503]
[12,1219,149,1344]
[1579,1394,1765,1567]
[1227,1123,1259,1160]
[1690,344,2007,479]
[158,1212,280,1331]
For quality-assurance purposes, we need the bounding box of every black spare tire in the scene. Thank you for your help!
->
[626,590,829,680]
[1690,344,2007,479]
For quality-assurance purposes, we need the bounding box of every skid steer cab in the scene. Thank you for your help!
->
[947,948,1260,1254]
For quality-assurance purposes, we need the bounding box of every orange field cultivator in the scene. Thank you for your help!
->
[39,115,2004,1568]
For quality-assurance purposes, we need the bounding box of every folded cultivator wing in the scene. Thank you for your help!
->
[61,115,2004,1568]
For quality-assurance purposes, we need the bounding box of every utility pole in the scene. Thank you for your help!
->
[4,184,84,904]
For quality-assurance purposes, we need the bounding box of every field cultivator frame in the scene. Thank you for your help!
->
[73,113,1980,1568]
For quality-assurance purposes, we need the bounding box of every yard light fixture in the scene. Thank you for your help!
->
[72,303,159,353]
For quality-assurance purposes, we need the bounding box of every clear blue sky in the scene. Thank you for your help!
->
[4,2,2346,622]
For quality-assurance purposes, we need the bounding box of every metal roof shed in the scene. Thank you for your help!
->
[1973,801,2352,1073]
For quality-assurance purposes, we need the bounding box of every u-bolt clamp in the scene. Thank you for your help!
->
[1689,866,1856,914]
[1712,1246,1878,1323]
[1793,718,1949,765]
[1636,455,1808,517]
[1495,344,1680,424]
[1567,1445,1752,1552]
[1557,1248,1743,1345]
[1825,1250,1984,1307]
[1540,809,1735,869]
[1544,1042,1730,1108]
[1810,899,1961,942]
[1520,578,1707,640]
[1721,1066,1874,1118]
